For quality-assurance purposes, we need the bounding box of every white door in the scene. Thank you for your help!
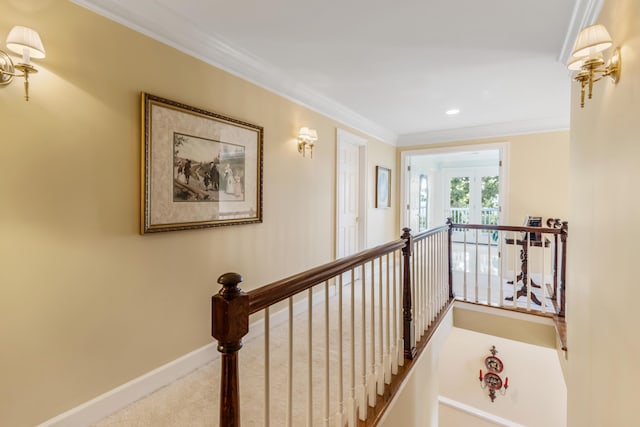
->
[337,142,359,259]
[336,129,367,263]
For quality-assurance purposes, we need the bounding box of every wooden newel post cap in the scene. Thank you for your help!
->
[402,227,412,254]
[212,272,249,352]
[218,272,244,297]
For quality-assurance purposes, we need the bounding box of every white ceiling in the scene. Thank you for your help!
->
[72,0,603,144]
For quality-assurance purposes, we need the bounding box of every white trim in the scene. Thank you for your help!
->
[558,0,606,65]
[38,288,332,427]
[37,343,219,427]
[438,396,526,427]
[454,300,555,326]
[69,0,397,145]
[396,117,568,147]
[400,142,509,230]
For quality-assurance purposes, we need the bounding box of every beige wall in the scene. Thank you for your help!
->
[439,327,566,427]
[399,130,570,226]
[0,1,397,425]
[379,308,453,427]
[567,1,640,426]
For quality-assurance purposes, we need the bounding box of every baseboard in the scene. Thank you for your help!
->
[38,285,340,427]
[438,396,525,427]
[37,342,219,427]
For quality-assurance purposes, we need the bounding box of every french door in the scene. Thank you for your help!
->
[444,166,500,242]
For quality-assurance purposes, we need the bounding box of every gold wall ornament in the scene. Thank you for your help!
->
[567,24,621,108]
[297,127,317,158]
[0,25,46,101]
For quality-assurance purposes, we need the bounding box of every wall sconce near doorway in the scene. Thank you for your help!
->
[297,127,318,158]
[0,25,46,101]
[567,24,621,108]
[479,345,509,402]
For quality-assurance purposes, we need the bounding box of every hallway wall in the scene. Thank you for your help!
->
[0,1,396,425]
[567,0,640,425]
[399,131,570,226]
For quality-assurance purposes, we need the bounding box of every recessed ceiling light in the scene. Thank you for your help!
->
[445,108,460,115]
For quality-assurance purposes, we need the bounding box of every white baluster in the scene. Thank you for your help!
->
[542,233,547,313]
[392,250,400,373]
[287,298,293,427]
[337,275,344,426]
[265,307,270,427]
[526,232,531,311]
[488,229,492,306]
[475,229,479,303]
[369,260,376,405]
[463,230,468,301]
[324,281,330,427]
[349,268,356,427]
[513,232,517,308]
[359,264,367,421]
[499,231,504,306]
[377,256,384,395]
[385,253,391,384]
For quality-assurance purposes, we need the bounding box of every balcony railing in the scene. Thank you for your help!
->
[210,219,567,426]
[450,207,499,226]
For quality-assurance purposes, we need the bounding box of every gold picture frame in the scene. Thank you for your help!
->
[375,166,391,208]
[141,93,263,233]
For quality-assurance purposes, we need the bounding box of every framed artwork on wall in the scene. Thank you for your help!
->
[141,93,263,233]
[376,166,391,208]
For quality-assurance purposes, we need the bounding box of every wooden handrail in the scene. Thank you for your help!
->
[248,238,405,314]
[450,222,562,234]
[412,224,450,241]
[210,220,567,426]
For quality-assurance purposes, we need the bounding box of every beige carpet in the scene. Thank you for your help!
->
[93,273,409,427]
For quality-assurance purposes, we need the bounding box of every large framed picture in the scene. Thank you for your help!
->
[141,93,263,233]
[375,166,391,208]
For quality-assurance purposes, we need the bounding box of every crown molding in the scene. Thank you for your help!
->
[70,0,398,144]
[558,0,605,64]
[397,116,569,147]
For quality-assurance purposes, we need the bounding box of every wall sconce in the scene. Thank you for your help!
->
[297,127,317,158]
[0,25,46,101]
[567,24,621,108]
[479,345,509,402]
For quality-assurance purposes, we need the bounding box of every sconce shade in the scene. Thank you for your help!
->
[568,52,605,71]
[6,26,46,59]
[567,55,585,71]
[308,129,318,141]
[571,24,612,58]
[299,127,311,139]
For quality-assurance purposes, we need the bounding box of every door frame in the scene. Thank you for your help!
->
[400,142,510,229]
[336,128,368,259]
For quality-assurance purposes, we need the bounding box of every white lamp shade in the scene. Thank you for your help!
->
[571,24,612,58]
[308,129,318,141]
[567,55,586,71]
[567,52,604,71]
[299,127,311,139]
[6,26,46,59]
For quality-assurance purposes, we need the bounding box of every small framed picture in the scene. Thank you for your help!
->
[375,166,391,208]
[141,93,263,233]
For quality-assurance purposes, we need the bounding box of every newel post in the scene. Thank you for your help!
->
[401,227,416,360]
[559,222,568,317]
[212,272,249,427]
[446,218,454,299]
